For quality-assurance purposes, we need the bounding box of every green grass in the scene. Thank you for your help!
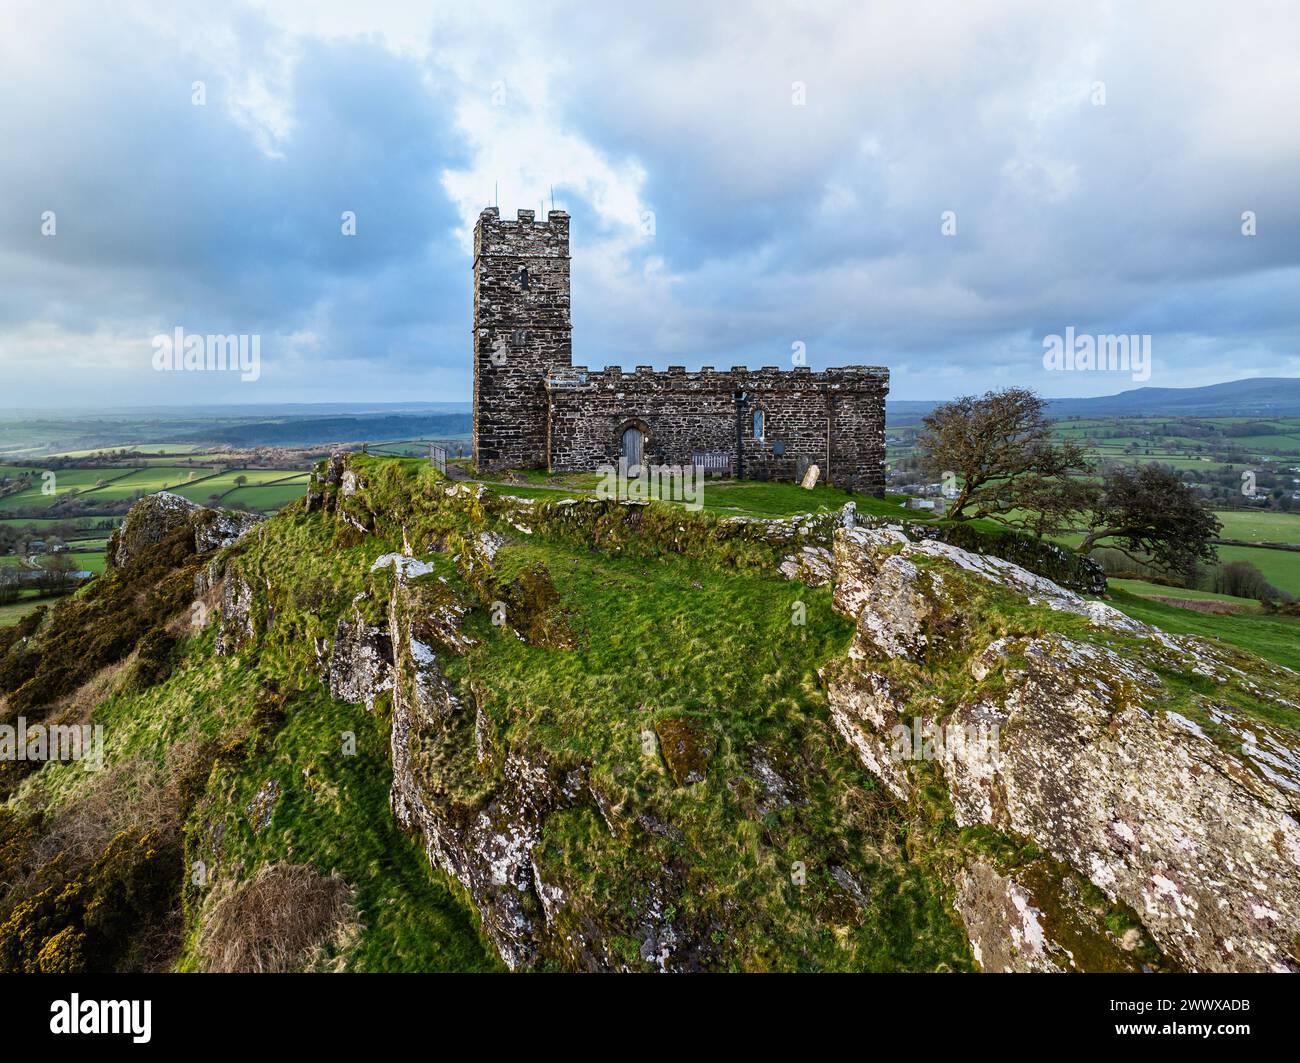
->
[0,592,46,627]
[1107,589,1300,672]
[67,551,107,574]
[1108,579,1258,605]
[433,535,971,970]
[482,471,914,521]
[692,480,909,518]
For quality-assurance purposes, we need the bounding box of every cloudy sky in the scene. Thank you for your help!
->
[0,0,1297,406]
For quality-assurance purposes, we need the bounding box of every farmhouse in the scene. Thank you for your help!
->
[472,208,889,494]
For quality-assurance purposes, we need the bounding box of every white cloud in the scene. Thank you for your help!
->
[1,0,1298,405]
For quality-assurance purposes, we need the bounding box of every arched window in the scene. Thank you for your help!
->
[753,408,765,440]
[519,267,529,291]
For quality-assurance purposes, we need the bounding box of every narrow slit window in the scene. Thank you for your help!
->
[519,267,529,291]
[753,408,765,440]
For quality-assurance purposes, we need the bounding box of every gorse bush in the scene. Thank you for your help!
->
[0,523,200,719]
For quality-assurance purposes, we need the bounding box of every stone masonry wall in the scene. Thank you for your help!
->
[473,207,572,471]
[546,365,889,495]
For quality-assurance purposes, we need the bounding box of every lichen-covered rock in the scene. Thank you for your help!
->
[328,602,394,710]
[245,778,281,833]
[953,861,1069,973]
[109,492,199,568]
[215,571,257,656]
[778,545,834,586]
[192,507,263,554]
[382,555,566,968]
[828,527,1300,973]
[109,491,263,569]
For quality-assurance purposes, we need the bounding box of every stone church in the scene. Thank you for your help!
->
[472,207,889,495]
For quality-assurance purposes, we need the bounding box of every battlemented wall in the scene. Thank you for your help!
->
[546,364,889,495]
[473,207,572,472]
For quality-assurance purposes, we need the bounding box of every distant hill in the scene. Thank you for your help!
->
[165,412,472,447]
[888,378,1300,424]
[1048,378,1300,417]
[0,407,472,454]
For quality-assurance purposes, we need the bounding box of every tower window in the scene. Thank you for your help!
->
[753,409,765,440]
[511,329,529,347]
[519,267,529,291]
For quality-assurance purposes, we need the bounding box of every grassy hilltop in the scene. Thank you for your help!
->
[2,453,1299,972]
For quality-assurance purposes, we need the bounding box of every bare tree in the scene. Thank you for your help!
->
[917,388,1091,523]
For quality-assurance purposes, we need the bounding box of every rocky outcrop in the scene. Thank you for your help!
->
[367,552,574,968]
[826,525,1300,973]
[250,452,1293,972]
[326,528,698,970]
[110,491,262,569]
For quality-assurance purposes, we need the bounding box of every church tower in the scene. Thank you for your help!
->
[472,206,571,472]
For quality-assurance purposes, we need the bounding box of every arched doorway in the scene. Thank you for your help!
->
[621,425,645,469]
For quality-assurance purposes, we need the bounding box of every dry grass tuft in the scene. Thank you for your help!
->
[197,862,355,973]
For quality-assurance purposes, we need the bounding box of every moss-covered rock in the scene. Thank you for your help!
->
[653,714,715,786]
[108,491,261,570]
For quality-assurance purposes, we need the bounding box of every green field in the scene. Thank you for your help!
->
[0,516,119,532]
[1212,545,1300,597]
[0,468,135,510]
[1053,526,1300,596]
[1108,589,1300,672]
[168,468,305,504]
[0,592,47,627]
[1,459,309,625]
[1108,578,1258,605]
[220,477,311,510]
[1213,510,1300,543]
[77,465,219,500]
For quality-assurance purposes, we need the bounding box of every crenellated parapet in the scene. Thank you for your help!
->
[546,364,889,394]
